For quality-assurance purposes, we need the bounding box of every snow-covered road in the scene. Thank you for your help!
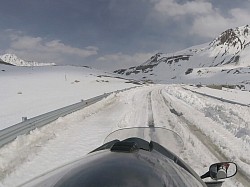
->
[0,85,250,187]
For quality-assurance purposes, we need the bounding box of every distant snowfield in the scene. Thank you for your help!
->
[0,65,250,187]
[0,65,135,129]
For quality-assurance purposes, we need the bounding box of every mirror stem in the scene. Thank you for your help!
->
[201,171,210,179]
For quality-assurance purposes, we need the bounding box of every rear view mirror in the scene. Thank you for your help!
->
[209,162,237,180]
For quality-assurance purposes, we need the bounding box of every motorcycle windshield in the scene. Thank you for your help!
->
[104,127,184,156]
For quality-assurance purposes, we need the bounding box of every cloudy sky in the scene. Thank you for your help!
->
[0,0,250,70]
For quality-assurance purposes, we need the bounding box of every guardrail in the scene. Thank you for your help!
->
[0,93,111,148]
[0,86,139,148]
[183,87,250,107]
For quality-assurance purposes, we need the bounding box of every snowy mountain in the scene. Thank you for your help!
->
[0,57,14,66]
[114,25,250,90]
[0,54,56,66]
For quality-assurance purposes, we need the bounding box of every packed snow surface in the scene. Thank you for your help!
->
[0,65,135,129]
[0,65,250,187]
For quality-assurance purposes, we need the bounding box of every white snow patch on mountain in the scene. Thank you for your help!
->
[0,54,56,66]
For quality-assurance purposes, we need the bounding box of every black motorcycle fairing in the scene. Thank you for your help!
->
[89,137,206,186]
[54,149,205,187]
[18,127,209,187]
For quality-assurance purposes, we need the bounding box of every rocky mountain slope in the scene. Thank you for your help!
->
[114,25,250,90]
[0,58,13,66]
[0,54,56,66]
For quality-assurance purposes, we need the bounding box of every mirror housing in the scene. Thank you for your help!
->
[209,162,237,180]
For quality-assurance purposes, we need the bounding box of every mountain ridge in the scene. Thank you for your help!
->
[0,54,56,66]
[114,25,250,90]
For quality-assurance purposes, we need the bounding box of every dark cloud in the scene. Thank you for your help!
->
[0,0,250,70]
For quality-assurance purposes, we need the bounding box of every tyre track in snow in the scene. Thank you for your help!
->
[160,89,250,187]
[116,87,151,129]
[147,91,155,127]
[117,88,156,140]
